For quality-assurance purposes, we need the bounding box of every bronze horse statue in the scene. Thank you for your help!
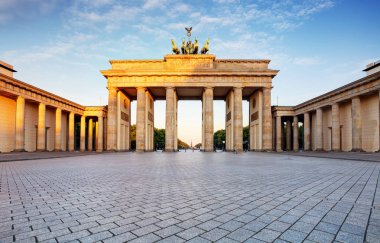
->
[171,39,180,54]
[201,38,210,54]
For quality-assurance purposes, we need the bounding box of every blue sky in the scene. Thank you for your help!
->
[1,0,379,145]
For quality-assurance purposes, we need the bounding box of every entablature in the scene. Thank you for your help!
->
[0,73,85,114]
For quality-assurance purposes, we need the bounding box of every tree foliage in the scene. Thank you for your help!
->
[213,126,250,150]
[214,129,226,149]
[178,139,190,149]
[129,125,189,150]
[154,128,165,150]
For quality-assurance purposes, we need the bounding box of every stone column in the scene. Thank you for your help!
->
[174,92,178,151]
[293,116,299,152]
[286,119,292,151]
[304,112,310,151]
[262,87,273,151]
[276,116,282,152]
[37,103,46,151]
[316,108,323,150]
[80,116,86,152]
[203,87,214,152]
[352,97,362,151]
[332,103,340,151]
[107,87,117,151]
[88,118,93,151]
[54,108,62,151]
[97,117,103,152]
[165,87,175,152]
[136,87,146,152]
[68,112,75,151]
[103,117,107,151]
[15,96,25,151]
[233,87,243,152]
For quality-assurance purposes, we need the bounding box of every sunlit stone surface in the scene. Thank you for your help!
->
[0,152,379,242]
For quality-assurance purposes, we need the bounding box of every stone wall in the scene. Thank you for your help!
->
[0,95,16,152]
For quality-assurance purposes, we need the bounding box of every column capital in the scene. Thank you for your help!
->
[136,87,147,91]
[107,86,118,91]
[233,86,242,91]
[165,86,175,90]
[204,86,214,91]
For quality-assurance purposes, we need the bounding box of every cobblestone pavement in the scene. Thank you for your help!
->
[0,152,379,243]
[0,152,98,163]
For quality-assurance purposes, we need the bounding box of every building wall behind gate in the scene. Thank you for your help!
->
[340,102,352,151]
[361,94,379,152]
[0,95,16,152]
[225,91,234,151]
[117,92,131,150]
[145,92,154,151]
[61,112,68,151]
[249,91,262,150]
[46,108,55,151]
[25,102,38,152]
[311,112,316,150]
[322,108,332,151]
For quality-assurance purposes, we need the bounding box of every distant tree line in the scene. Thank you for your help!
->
[130,125,190,150]
[129,125,253,151]
[213,126,249,150]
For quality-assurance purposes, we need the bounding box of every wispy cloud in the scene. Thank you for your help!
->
[0,0,59,24]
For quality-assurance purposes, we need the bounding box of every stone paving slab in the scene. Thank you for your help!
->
[0,151,99,162]
[279,151,380,162]
[0,152,379,242]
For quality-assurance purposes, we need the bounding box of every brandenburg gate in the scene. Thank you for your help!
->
[101,31,278,152]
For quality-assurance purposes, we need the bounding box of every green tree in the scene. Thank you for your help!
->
[154,128,165,150]
[243,125,249,142]
[178,139,190,149]
[194,143,202,149]
[130,124,136,150]
[213,129,226,149]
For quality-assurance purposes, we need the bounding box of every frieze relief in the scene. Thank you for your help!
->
[164,58,213,70]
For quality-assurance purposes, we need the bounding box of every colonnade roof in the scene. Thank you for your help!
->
[293,71,380,113]
[0,73,107,115]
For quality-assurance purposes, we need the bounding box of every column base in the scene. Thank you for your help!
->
[165,149,177,152]
[54,149,63,152]
[13,149,26,152]
[36,149,46,152]
[96,149,103,153]
[331,149,341,152]
[351,149,363,152]
[276,149,283,152]
[314,148,324,151]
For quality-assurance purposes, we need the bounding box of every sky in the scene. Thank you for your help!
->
[1,0,379,145]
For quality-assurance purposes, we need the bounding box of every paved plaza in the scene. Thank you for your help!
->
[0,152,379,243]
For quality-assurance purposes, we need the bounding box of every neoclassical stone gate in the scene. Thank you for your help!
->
[101,54,278,152]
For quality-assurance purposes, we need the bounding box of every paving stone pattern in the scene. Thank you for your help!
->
[0,152,379,243]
